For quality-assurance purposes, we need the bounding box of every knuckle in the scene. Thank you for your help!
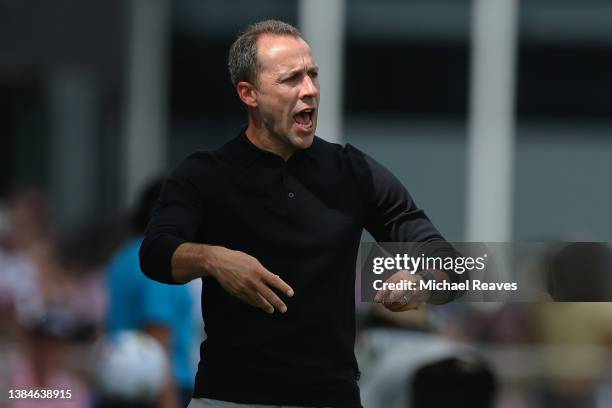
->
[255,267,267,278]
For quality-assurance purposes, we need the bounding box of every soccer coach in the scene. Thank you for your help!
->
[140,19,463,408]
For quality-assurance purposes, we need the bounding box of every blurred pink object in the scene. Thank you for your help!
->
[8,350,90,408]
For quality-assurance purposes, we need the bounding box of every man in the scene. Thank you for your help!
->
[140,20,462,408]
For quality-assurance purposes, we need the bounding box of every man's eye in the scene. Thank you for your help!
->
[310,71,319,78]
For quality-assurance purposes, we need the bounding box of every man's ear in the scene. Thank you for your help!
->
[237,81,257,108]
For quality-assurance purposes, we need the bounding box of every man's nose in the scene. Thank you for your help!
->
[300,75,318,98]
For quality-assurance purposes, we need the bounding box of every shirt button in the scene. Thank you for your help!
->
[288,192,295,199]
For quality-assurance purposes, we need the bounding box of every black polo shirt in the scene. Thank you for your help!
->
[139,129,459,407]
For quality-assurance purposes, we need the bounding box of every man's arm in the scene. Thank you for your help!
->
[346,145,466,308]
[139,156,293,313]
[139,157,205,285]
[170,242,293,314]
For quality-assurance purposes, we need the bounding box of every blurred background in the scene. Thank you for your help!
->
[1,0,611,407]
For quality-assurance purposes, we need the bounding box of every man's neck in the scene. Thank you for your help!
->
[245,122,295,161]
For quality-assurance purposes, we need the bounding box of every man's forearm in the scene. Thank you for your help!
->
[171,243,223,283]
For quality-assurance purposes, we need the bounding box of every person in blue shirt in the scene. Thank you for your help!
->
[106,180,194,408]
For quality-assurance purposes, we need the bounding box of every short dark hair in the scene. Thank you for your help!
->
[228,20,303,87]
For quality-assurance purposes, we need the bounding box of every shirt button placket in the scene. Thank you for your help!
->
[282,165,295,204]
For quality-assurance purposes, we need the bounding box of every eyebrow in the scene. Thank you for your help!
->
[281,65,319,79]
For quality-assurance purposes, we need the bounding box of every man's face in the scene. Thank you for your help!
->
[252,34,320,151]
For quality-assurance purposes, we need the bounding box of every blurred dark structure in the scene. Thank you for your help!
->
[0,0,125,227]
[412,355,497,408]
[547,243,612,301]
[2,0,612,240]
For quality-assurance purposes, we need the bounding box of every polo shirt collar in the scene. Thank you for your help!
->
[231,127,319,168]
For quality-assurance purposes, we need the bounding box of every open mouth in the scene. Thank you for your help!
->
[293,108,314,131]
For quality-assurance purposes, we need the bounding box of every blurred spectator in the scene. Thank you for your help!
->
[534,302,612,408]
[529,243,612,407]
[412,354,497,408]
[6,312,90,408]
[360,333,497,408]
[100,179,194,408]
[469,304,536,345]
[0,189,104,332]
[1,190,60,327]
[547,243,612,302]
[1,189,95,406]
[357,303,436,371]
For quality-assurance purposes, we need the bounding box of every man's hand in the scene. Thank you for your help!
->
[171,243,294,314]
[207,247,294,314]
[373,270,431,312]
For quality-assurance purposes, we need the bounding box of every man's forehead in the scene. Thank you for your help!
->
[257,34,316,70]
